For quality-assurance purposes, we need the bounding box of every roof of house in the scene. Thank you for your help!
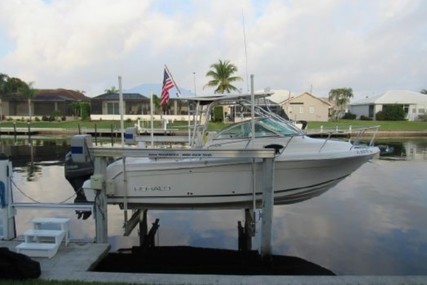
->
[2,88,89,101]
[350,90,427,105]
[288,91,332,106]
[34,89,89,101]
[256,89,294,104]
[92,93,148,100]
[126,83,194,98]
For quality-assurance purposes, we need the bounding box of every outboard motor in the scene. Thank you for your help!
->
[296,120,308,130]
[64,135,94,220]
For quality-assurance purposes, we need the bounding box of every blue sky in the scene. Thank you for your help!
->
[0,31,13,56]
[0,0,426,100]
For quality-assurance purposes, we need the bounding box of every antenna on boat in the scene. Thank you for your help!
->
[242,9,249,93]
[118,76,124,147]
[250,74,255,146]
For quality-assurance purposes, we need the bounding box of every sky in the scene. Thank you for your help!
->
[0,0,426,101]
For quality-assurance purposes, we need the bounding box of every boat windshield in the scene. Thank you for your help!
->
[214,117,301,140]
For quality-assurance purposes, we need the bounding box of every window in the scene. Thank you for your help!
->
[288,106,293,113]
[299,106,304,114]
[107,102,119,114]
[419,108,425,114]
[309,106,315,114]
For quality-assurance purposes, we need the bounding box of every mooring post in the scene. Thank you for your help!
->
[94,123,98,145]
[13,122,16,141]
[110,124,114,146]
[27,122,31,141]
[93,156,109,243]
[260,157,274,260]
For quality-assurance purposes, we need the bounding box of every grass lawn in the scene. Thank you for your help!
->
[306,120,427,131]
[0,119,426,132]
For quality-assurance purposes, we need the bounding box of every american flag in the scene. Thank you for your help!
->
[161,68,174,107]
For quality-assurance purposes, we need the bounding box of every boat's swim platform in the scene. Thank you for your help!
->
[1,240,426,285]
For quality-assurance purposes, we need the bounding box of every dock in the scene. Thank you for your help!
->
[1,240,426,284]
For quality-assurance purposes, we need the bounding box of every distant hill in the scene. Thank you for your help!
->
[126,83,194,98]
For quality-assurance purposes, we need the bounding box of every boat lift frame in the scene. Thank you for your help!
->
[89,147,276,259]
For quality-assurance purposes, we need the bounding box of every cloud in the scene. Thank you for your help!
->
[0,0,426,99]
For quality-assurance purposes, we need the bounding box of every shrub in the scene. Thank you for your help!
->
[418,114,427,121]
[80,102,91,121]
[376,104,406,121]
[375,111,385,121]
[211,106,224,122]
[360,115,372,121]
[342,112,356,120]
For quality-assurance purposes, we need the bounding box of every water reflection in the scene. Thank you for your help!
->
[1,137,427,275]
[375,139,427,160]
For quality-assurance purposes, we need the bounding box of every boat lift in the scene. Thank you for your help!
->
[88,146,276,259]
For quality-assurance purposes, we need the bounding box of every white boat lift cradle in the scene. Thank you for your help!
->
[0,146,277,259]
[89,146,277,259]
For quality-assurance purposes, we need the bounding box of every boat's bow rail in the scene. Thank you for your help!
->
[349,125,381,148]
[309,125,380,153]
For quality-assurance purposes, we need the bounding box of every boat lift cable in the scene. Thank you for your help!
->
[10,177,80,204]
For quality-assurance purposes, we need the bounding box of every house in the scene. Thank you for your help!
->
[348,90,427,121]
[0,89,89,118]
[90,93,150,116]
[126,83,194,116]
[281,92,331,121]
[89,83,196,121]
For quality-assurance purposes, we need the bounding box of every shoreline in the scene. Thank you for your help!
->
[0,127,426,138]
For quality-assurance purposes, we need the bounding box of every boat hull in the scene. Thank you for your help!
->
[83,149,377,209]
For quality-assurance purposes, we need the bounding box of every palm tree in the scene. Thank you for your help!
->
[0,73,9,120]
[152,94,162,114]
[203,60,243,94]
[105,86,119,94]
[328,88,353,120]
[18,81,36,122]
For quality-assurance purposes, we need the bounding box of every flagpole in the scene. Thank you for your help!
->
[164,64,181,96]
[118,76,124,147]
[150,92,154,147]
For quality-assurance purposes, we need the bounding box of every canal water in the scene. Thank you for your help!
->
[1,137,426,275]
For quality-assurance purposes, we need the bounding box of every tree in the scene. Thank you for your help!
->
[0,73,9,96]
[0,73,9,120]
[105,86,119,94]
[203,60,243,94]
[5,76,27,94]
[328,88,353,120]
[421,89,427,94]
[152,94,162,114]
[0,74,28,120]
[18,81,36,122]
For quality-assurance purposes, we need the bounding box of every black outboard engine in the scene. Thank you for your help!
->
[64,135,94,220]
[296,120,308,130]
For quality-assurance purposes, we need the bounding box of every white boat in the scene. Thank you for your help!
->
[66,93,380,211]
